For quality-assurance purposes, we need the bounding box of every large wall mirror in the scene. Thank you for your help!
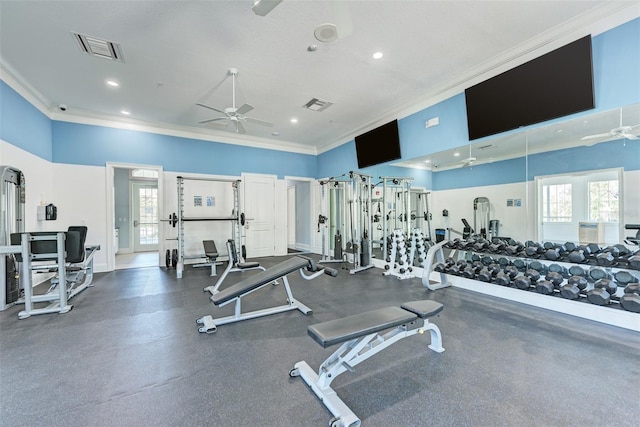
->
[397,102,640,248]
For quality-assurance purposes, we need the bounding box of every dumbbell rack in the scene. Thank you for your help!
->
[430,239,640,332]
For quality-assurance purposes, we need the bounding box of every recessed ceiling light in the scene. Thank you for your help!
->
[454,152,460,157]
[290,118,298,124]
[106,80,119,87]
[121,110,130,115]
[372,52,383,59]
[424,159,431,163]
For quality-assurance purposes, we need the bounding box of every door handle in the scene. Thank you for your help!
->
[134,220,139,227]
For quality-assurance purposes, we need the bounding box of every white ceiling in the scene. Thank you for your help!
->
[0,0,638,156]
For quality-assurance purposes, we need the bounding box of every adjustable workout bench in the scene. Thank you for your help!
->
[290,300,444,427]
[203,239,271,295]
[197,255,338,334]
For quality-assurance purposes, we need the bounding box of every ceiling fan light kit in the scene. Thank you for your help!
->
[196,68,273,134]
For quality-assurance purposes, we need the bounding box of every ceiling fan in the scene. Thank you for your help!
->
[196,68,273,134]
[580,108,640,143]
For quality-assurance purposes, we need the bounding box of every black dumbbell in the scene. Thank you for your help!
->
[473,239,490,252]
[529,260,547,275]
[513,258,528,271]
[495,270,512,286]
[568,249,588,264]
[586,278,617,305]
[629,254,640,270]
[548,263,568,278]
[497,257,511,268]
[524,242,545,258]
[481,255,494,266]
[489,241,506,254]
[544,244,568,261]
[564,242,577,252]
[535,279,555,295]
[568,265,586,277]
[477,268,492,283]
[596,246,622,267]
[462,265,476,279]
[560,275,589,300]
[588,267,610,283]
[546,271,565,287]
[505,242,525,256]
[514,274,531,290]
[620,283,640,313]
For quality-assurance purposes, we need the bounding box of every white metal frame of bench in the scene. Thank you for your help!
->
[290,300,445,427]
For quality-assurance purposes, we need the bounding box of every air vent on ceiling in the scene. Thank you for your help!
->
[72,32,124,62]
[303,98,333,112]
[477,144,496,150]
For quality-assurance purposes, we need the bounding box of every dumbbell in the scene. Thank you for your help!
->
[620,283,640,313]
[544,243,568,261]
[473,239,490,252]
[568,265,586,278]
[548,263,568,278]
[497,257,511,268]
[586,278,617,305]
[588,267,610,283]
[514,267,536,290]
[628,254,640,270]
[560,275,589,300]
[524,242,545,258]
[496,265,519,286]
[477,268,492,283]
[488,241,506,254]
[505,241,525,256]
[513,258,528,271]
[596,245,623,267]
[481,255,494,266]
[529,260,547,275]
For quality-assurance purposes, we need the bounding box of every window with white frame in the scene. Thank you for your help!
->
[542,183,572,222]
[589,180,619,223]
[131,168,158,179]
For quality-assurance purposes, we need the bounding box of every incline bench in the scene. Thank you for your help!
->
[203,239,273,295]
[290,300,445,427]
[196,255,338,334]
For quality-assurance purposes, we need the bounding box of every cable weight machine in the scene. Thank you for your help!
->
[318,177,348,264]
[346,171,374,274]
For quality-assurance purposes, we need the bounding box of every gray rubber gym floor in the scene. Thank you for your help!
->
[1,255,639,427]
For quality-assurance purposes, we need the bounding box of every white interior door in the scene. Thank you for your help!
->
[132,182,159,252]
[287,186,296,247]
[242,173,276,258]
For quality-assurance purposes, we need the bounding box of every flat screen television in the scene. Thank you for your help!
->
[465,35,595,141]
[355,119,401,168]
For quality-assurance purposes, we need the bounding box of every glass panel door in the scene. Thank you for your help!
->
[133,183,159,252]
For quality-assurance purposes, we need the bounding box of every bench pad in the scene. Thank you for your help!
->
[401,300,443,318]
[308,306,418,348]
[237,261,260,269]
[211,255,310,305]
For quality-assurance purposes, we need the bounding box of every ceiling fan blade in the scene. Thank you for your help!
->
[236,103,254,115]
[580,132,611,141]
[235,121,246,134]
[198,117,228,124]
[196,103,226,114]
[245,116,274,127]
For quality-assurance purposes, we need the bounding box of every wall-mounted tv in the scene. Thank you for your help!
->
[465,35,595,141]
[355,119,401,168]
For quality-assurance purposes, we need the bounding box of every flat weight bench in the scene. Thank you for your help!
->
[290,300,445,427]
[196,255,338,334]
[203,239,273,295]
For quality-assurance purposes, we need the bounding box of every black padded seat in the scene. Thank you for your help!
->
[211,255,310,305]
[308,306,418,348]
[401,300,443,318]
[66,226,87,263]
[203,240,219,258]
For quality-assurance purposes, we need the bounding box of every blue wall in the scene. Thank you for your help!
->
[0,81,52,161]
[51,122,317,178]
[318,18,640,188]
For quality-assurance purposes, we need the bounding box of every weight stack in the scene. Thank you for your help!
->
[5,255,20,303]
[334,232,343,260]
